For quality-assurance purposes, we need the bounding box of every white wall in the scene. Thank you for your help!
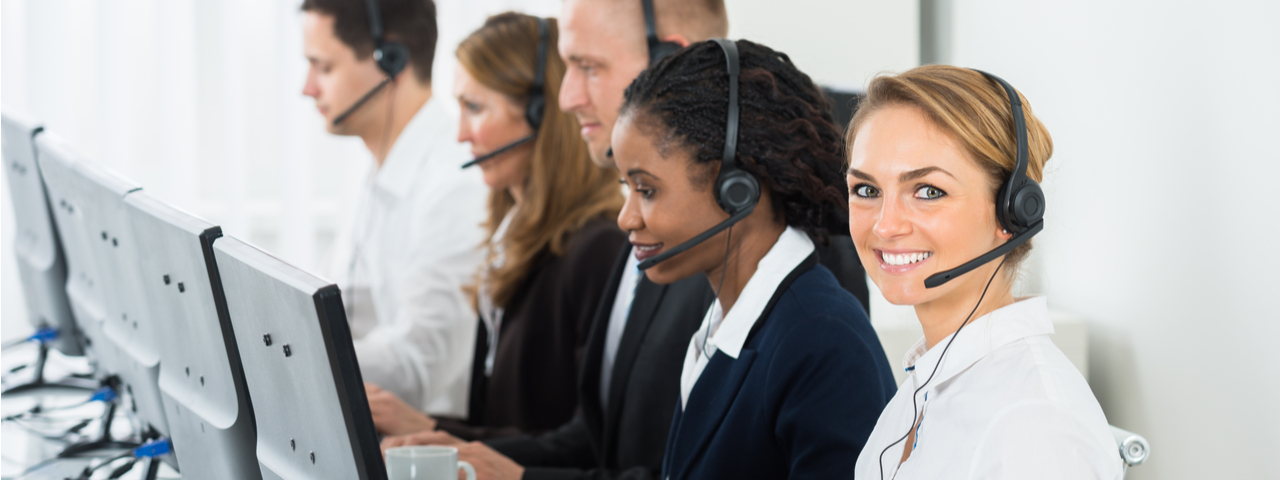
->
[0,0,559,342]
[935,0,1280,478]
[0,0,917,337]
[728,0,918,90]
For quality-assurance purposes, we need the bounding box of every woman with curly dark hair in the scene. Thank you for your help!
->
[611,39,896,480]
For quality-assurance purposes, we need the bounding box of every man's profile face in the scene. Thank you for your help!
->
[301,12,385,135]
[558,0,651,167]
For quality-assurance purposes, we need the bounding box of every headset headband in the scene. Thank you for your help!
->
[973,70,1032,200]
[713,39,740,169]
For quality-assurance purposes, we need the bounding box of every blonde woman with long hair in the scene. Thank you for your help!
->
[366,12,626,442]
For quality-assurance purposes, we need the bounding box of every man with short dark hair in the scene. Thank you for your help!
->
[300,0,485,424]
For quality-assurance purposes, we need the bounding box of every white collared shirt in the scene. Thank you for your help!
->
[599,251,640,408]
[679,226,814,409]
[334,95,487,418]
[853,296,1124,480]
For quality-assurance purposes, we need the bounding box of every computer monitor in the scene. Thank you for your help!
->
[214,236,385,480]
[124,191,260,479]
[1,111,82,355]
[822,86,864,131]
[35,132,172,443]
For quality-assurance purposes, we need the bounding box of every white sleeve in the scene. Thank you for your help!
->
[352,173,486,418]
[969,400,1124,480]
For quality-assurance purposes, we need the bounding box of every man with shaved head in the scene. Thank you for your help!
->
[379,2,728,479]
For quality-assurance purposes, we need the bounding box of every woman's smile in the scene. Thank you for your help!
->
[873,248,934,273]
[631,240,664,261]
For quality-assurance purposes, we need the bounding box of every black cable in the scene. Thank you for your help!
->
[74,450,133,480]
[699,225,734,359]
[878,256,1008,480]
[106,458,139,479]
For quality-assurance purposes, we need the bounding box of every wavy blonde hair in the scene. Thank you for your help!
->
[458,12,625,307]
[846,65,1053,269]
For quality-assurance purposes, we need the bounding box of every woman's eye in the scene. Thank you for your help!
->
[852,184,880,198]
[464,101,482,113]
[915,185,946,200]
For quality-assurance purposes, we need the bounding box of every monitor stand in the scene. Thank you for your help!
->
[3,337,99,396]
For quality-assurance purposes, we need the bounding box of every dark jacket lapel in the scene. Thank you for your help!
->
[668,253,818,480]
[600,275,667,445]
[579,246,631,448]
[668,350,758,480]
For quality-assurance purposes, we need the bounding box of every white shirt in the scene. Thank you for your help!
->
[334,96,487,418]
[679,226,814,409]
[853,296,1124,480]
[599,251,640,408]
[478,208,517,377]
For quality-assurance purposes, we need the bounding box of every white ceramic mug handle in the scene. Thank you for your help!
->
[458,460,477,480]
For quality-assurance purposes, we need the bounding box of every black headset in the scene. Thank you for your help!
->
[604,0,681,160]
[642,0,681,64]
[922,70,1045,288]
[366,0,408,79]
[462,16,550,169]
[878,69,1046,480]
[636,39,761,270]
[332,0,410,126]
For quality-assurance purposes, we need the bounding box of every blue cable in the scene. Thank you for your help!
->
[30,327,59,344]
[133,438,172,458]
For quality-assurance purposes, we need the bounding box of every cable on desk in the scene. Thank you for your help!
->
[2,386,117,421]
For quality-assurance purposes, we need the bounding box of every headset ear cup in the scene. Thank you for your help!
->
[376,42,410,77]
[526,94,545,129]
[716,171,761,214]
[1011,182,1045,228]
[649,41,683,65]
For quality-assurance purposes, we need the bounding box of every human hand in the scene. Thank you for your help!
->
[381,430,466,456]
[365,382,436,436]
[457,441,525,480]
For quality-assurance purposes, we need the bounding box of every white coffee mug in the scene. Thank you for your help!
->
[385,445,477,480]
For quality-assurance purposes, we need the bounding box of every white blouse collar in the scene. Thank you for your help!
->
[701,226,815,359]
[903,296,1054,387]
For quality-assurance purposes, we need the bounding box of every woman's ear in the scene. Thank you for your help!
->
[996,225,1014,241]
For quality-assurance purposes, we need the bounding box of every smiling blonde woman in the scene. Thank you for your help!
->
[846,65,1123,480]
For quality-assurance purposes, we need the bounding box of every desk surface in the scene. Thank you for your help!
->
[1,345,179,480]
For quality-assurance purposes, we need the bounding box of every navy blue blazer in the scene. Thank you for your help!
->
[661,255,896,480]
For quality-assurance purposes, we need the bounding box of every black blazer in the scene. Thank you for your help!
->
[438,218,627,440]
[486,236,870,480]
[661,256,895,480]
[487,244,711,479]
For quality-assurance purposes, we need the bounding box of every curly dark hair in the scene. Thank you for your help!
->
[619,39,848,245]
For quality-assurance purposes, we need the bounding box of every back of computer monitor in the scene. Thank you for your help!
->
[214,236,385,480]
[36,133,117,371]
[1,111,82,355]
[125,192,260,479]
[35,132,172,442]
[822,87,864,132]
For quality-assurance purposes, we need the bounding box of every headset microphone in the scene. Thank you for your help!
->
[922,70,1045,289]
[460,134,536,168]
[462,17,549,169]
[637,39,760,271]
[332,0,408,127]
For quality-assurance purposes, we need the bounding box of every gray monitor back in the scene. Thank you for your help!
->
[35,132,171,440]
[36,133,117,372]
[214,236,386,480]
[1,111,82,355]
[125,192,260,479]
